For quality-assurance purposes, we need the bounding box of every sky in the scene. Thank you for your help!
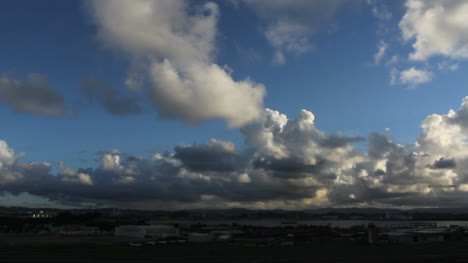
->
[1,0,468,210]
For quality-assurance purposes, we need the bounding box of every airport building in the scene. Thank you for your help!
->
[115,225,179,238]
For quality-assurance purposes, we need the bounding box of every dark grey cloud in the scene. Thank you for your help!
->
[374,169,386,176]
[81,78,142,116]
[253,156,322,174]
[318,135,365,149]
[431,157,456,169]
[0,72,66,117]
[251,156,334,183]
[174,139,242,172]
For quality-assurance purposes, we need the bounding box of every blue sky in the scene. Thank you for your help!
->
[1,0,468,209]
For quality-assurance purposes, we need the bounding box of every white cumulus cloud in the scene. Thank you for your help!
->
[88,0,265,127]
[398,67,433,87]
[400,0,468,61]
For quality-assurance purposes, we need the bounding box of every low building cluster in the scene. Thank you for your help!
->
[113,221,468,247]
[369,223,464,244]
[1,208,467,247]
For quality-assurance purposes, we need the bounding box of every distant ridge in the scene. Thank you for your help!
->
[3,205,468,215]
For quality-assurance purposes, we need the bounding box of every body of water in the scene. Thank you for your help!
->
[185,219,468,228]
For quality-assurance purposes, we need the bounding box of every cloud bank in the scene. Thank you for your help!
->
[88,0,265,127]
[2,97,468,209]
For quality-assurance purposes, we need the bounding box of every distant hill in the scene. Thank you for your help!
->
[2,205,468,217]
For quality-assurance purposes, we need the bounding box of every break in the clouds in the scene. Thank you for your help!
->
[0,72,67,117]
[2,97,468,209]
[88,0,265,127]
[241,0,344,64]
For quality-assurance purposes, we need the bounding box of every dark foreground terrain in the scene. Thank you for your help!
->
[1,235,468,263]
